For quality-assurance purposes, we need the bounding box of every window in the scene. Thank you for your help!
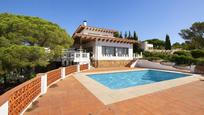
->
[102,46,129,56]
[102,46,116,56]
[117,47,128,56]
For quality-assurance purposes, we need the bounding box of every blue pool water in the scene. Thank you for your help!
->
[88,70,190,89]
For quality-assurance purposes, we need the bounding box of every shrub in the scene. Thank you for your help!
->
[143,51,172,61]
[144,57,161,61]
[194,58,204,66]
[191,49,204,58]
[173,51,191,57]
[171,55,194,65]
[143,51,153,57]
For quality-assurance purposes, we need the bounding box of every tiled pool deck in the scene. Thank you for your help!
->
[25,67,204,115]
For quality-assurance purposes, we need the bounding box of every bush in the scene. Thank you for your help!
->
[143,51,172,61]
[171,55,194,65]
[173,51,191,57]
[194,58,204,66]
[191,49,204,58]
[143,51,153,57]
[144,57,161,61]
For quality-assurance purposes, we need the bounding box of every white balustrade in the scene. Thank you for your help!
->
[40,73,47,95]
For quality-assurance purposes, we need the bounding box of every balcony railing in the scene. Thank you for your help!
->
[133,52,143,59]
[74,52,90,63]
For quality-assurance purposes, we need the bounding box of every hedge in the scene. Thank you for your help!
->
[143,51,172,61]
[173,51,191,57]
[143,50,204,66]
[191,49,204,58]
[194,58,204,65]
[170,55,194,65]
[143,57,161,61]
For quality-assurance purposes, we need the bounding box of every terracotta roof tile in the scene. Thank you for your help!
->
[73,33,138,44]
[73,25,118,35]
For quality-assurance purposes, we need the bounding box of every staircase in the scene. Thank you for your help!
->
[130,59,139,68]
[126,60,137,67]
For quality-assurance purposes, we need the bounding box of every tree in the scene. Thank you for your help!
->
[0,13,73,91]
[181,42,193,50]
[128,31,132,39]
[0,13,73,52]
[0,45,49,75]
[146,39,165,49]
[124,31,128,38]
[119,31,123,38]
[179,22,204,49]
[172,42,182,49]
[165,34,171,50]
[113,32,119,38]
[133,31,138,41]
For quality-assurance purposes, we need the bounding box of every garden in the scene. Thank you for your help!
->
[143,49,204,66]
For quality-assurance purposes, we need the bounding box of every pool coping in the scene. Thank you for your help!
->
[74,68,203,105]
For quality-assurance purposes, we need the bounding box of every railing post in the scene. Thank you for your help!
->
[61,67,66,79]
[77,64,80,72]
[0,101,8,115]
[40,73,47,95]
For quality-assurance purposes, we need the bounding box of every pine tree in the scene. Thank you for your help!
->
[124,31,128,38]
[165,34,171,50]
[119,31,123,38]
[133,31,138,41]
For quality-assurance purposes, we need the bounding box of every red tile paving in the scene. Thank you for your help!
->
[25,68,204,115]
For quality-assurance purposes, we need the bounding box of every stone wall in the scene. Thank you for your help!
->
[92,60,132,68]
[195,65,204,74]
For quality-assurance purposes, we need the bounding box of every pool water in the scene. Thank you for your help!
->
[88,70,190,89]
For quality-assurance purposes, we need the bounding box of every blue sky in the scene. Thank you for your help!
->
[0,0,204,43]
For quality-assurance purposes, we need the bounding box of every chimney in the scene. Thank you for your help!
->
[83,20,87,26]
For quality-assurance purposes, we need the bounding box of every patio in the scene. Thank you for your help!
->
[25,68,204,115]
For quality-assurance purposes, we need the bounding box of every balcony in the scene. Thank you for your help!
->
[62,50,90,64]
[74,52,90,63]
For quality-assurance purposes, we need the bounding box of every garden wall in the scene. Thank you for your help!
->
[0,63,89,115]
[195,65,204,74]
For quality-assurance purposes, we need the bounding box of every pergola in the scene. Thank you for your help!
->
[73,33,138,44]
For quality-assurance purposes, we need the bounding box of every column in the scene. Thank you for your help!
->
[0,101,8,115]
[61,67,65,79]
[40,73,47,95]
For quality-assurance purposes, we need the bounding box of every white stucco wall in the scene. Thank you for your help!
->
[141,41,153,51]
[94,40,133,60]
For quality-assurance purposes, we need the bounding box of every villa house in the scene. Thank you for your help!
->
[71,21,138,68]
[141,41,154,51]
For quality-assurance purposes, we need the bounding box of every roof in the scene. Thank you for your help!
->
[73,33,137,44]
[73,25,118,35]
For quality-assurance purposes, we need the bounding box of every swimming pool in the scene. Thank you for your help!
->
[88,70,190,89]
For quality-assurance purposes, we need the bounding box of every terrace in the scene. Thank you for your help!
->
[4,67,201,115]
[22,67,204,115]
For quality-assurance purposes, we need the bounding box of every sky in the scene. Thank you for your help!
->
[0,0,204,43]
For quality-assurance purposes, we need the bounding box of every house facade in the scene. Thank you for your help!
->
[141,41,154,51]
[72,21,138,68]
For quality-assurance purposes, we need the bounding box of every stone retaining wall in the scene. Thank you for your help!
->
[92,60,132,68]
[195,65,204,74]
